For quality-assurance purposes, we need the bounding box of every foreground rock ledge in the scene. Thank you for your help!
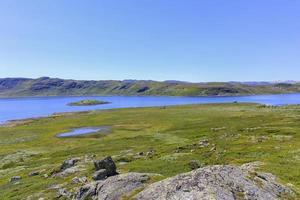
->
[76,172,150,200]
[135,165,294,200]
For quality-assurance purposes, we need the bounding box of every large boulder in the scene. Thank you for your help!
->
[93,169,108,181]
[93,156,117,177]
[76,173,150,200]
[135,165,294,200]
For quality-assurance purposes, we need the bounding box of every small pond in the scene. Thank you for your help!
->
[57,126,110,137]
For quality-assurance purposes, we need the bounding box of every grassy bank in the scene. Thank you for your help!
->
[0,103,300,199]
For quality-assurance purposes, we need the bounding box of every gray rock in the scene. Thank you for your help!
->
[53,165,81,177]
[57,188,73,199]
[10,176,22,182]
[60,158,80,171]
[76,182,97,200]
[28,171,40,176]
[199,139,209,147]
[93,156,117,177]
[93,169,108,181]
[75,173,150,200]
[135,165,294,200]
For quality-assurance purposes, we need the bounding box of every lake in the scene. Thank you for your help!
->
[1,93,300,124]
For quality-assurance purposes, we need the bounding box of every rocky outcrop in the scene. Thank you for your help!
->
[135,165,294,200]
[76,173,150,200]
[93,156,118,180]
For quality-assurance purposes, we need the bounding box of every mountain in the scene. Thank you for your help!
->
[0,77,300,97]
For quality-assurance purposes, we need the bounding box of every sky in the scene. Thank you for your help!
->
[0,0,299,82]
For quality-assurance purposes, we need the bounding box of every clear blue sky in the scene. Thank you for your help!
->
[0,0,299,82]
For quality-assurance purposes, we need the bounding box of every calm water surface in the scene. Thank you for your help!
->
[1,94,300,123]
[57,127,106,137]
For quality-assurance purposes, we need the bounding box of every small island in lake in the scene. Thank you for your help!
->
[67,99,110,106]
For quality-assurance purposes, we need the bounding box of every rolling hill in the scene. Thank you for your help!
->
[0,77,300,97]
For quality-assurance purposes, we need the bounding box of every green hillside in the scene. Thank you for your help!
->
[0,77,300,97]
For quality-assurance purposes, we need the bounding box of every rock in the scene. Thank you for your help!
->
[188,160,201,170]
[76,182,97,200]
[241,161,263,171]
[73,176,88,184]
[60,158,80,171]
[57,188,73,199]
[75,173,150,200]
[93,156,117,177]
[210,145,216,152]
[135,165,294,200]
[79,176,88,184]
[53,165,81,177]
[10,176,21,182]
[28,171,40,176]
[72,177,80,183]
[199,139,209,147]
[146,150,155,158]
[93,169,108,181]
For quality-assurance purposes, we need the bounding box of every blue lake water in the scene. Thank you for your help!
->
[1,94,300,123]
[57,127,103,137]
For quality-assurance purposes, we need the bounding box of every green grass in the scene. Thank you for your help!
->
[67,99,110,106]
[0,103,300,199]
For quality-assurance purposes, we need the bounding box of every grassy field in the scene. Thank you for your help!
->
[0,103,300,199]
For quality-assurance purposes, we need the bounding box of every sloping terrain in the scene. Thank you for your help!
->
[1,77,300,97]
[0,103,299,199]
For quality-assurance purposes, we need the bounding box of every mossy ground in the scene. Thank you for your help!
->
[0,103,300,199]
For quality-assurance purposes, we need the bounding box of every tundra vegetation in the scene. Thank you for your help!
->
[0,103,300,199]
[68,100,110,106]
[1,77,300,97]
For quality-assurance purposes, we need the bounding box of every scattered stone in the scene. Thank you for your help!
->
[53,165,81,177]
[60,158,80,171]
[72,177,80,183]
[75,173,150,200]
[93,156,117,177]
[211,127,226,132]
[57,188,73,199]
[146,150,155,158]
[10,176,21,182]
[135,165,294,200]
[28,171,40,177]
[174,146,184,153]
[199,139,209,147]
[72,176,87,183]
[75,182,97,200]
[79,176,88,184]
[188,160,201,170]
[210,146,216,152]
[93,169,108,181]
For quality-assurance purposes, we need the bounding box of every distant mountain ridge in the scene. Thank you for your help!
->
[0,77,300,97]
